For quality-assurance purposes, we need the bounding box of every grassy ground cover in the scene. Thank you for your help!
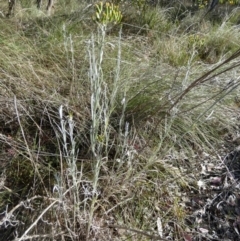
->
[0,0,240,240]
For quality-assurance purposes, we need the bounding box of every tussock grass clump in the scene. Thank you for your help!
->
[0,1,240,240]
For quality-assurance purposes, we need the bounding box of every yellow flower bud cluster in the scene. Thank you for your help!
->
[93,1,122,26]
[197,0,208,9]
